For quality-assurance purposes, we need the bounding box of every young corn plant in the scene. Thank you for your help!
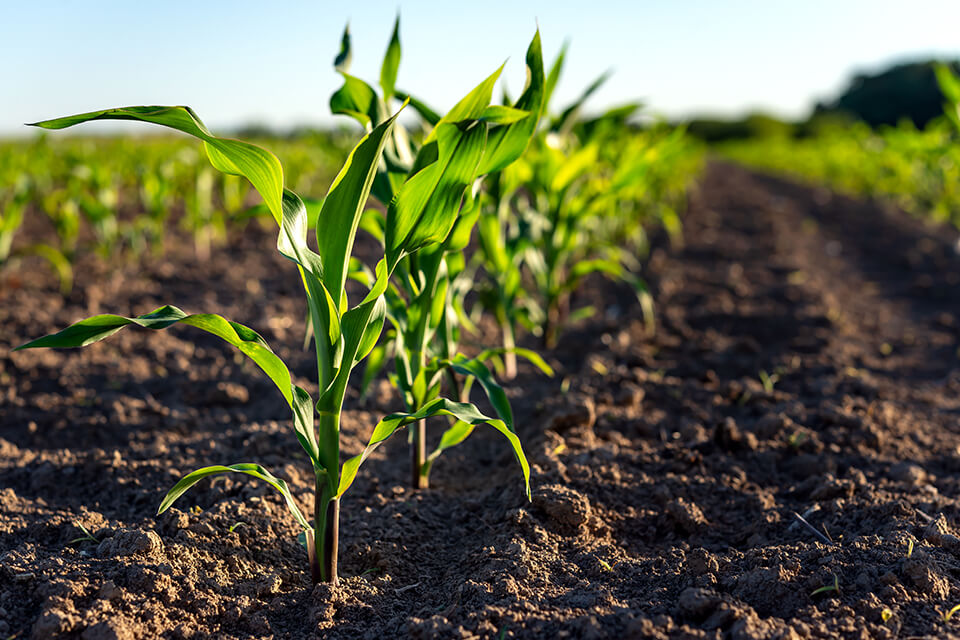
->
[71,162,122,259]
[0,175,73,293]
[330,20,550,489]
[16,101,530,584]
[473,162,544,379]
[137,159,177,255]
[473,46,654,356]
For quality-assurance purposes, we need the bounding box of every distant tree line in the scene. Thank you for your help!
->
[684,59,960,142]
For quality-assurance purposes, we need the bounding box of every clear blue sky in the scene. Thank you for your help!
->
[2,0,959,136]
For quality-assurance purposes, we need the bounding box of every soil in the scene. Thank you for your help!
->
[3,161,960,639]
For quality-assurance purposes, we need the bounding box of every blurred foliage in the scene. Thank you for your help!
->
[686,112,795,143]
[816,60,960,129]
[0,131,350,288]
[687,60,960,144]
[720,65,960,230]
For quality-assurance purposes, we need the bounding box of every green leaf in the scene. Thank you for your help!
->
[386,122,487,270]
[316,109,402,309]
[330,74,386,130]
[359,343,389,398]
[16,305,320,466]
[29,106,285,226]
[551,143,599,192]
[425,420,475,473]
[158,463,311,531]
[274,189,339,387]
[380,15,402,101]
[444,64,504,122]
[448,353,513,429]
[444,191,482,253]
[422,64,504,145]
[936,64,960,104]
[567,305,596,324]
[394,90,441,126]
[479,105,531,125]
[475,347,554,377]
[337,398,530,498]
[544,40,568,112]
[23,243,73,294]
[478,30,546,174]
[334,24,352,73]
[552,69,613,135]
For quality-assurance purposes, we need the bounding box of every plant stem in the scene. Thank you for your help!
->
[310,477,339,584]
[543,291,568,350]
[311,407,341,584]
[543,298,558,350]
[501,316,517,379]
[411,420,428,489]
[407,249,444,491]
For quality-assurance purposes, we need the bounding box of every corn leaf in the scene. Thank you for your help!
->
[447,353,514,429]
[445,192,482,252]
[478,31,545,174]
[316,109,402,309]
[276,189,340,383]
[394,90,441,126]
[16,305,320,466]
[23,243,73,294]
[320,293,387,406]
[29,106,284,225]
[474,347,554,376]
[337,397,530,498]
[421,65,504,145]
[479,105,531,125]
[334,24,352,72]
[158,463,311,531]
[330,74,386,129]
[544,40,569,112]
[936,64,960,104]
[385,122,486,270]
[380,16,401,101]
[552,69,612,135]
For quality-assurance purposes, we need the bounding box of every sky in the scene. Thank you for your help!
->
[2,0,960,137]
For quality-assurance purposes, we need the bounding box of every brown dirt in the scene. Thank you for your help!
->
[3,161,960,639]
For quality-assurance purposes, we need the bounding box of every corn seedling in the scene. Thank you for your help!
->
[597,556,621,572]
[811,573,840,597]
[787,430,807,450]
[473,46,700,352]
[0,175,72,293]
[328,20,549,489]
[758,369,779,393]
[943,603,960,623]
[67,523,99,545]
[17,91,530,584]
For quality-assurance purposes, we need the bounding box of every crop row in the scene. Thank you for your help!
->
[7,20,702,585]
[0,131,351,290]
[720,66,960,229]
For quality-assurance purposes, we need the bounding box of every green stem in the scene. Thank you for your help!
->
[411,420,428,489]
[543,294,557,350]
[309,406,341,583]
[310,476,339,584]
[407,251,445,491]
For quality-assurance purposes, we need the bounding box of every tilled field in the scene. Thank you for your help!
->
[3,162,960,639]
